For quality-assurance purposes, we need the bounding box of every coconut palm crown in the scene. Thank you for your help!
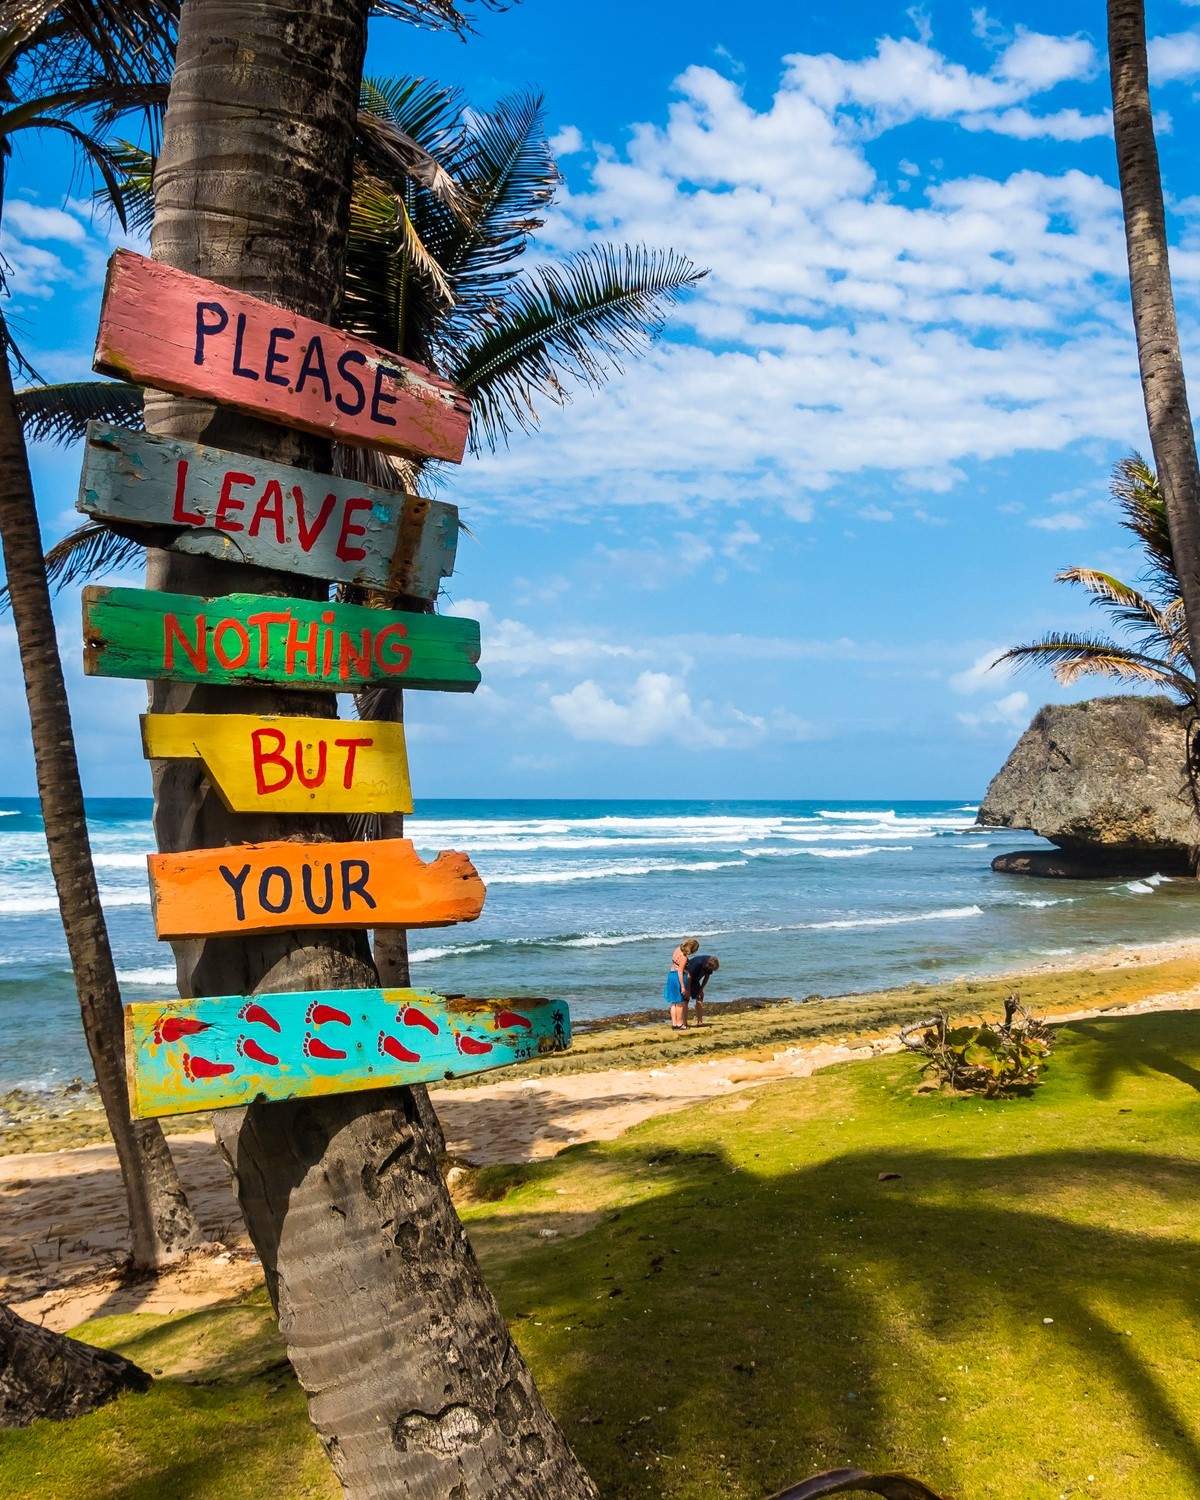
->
[14,76,705,598]
[998,455,1194,700]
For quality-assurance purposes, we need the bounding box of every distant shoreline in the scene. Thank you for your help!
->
[6,933,1200,1151]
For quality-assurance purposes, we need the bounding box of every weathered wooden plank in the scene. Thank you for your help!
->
[141,712,412,814]
[83,586,480,694]
[78,422,458,599]
[149,837,485,939]
[94,250,471,462]
[125,989,571,1118]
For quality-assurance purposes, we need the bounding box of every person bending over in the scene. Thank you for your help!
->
[664,937,699,1030]
[684,953,720,1028]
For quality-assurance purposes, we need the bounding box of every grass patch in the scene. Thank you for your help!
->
[434,953,1200,1085]
[4,1009,1200,1498]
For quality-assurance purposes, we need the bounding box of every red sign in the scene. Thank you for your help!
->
[94,250,471,463]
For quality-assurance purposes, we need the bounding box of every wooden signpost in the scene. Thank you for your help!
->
[94,250,471,462]
[148,838,485,939]
[78,248,572,1127]
[84,586,481,693]
[125,989,570,1117]
[141,712,412,814]
[78,422,459,599]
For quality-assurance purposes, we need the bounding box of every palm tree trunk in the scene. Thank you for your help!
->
[0,1303,150,1427]
[1108,0,1200,698]
[145,3,595,1493]
[0,332,202,1270]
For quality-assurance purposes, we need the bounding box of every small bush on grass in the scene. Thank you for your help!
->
[900,994,1051,1097]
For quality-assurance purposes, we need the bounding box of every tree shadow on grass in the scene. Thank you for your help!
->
[494,1138,1200,1499]
[1060,1013,1200,1099]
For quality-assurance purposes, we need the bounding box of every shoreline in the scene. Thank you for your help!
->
[5,937,1200,1329]
[4,930,1200,1139]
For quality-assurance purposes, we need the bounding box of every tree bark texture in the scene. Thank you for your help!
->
[0,1303,150,1428]
[1108,0,1200,700]
[0,343,201,1270]
[146,4,595,1493]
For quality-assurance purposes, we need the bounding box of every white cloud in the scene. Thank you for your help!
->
[4,201,88,243]
[951,649,1011,694]
[550,669,768,749]
[1028,511,1090,530]
[958,689,1031,729]
[1148,30,1200,84]
[453,27,1175,522]
[0,194,137,302]
[549,124,585,156]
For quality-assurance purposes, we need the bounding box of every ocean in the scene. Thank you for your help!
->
[3,796,1199,1093]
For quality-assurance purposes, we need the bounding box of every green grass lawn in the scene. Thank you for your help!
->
[5,1010,1200,1499]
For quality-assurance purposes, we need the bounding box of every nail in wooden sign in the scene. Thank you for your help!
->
[84,587,480,694]
[94,250,471,462]
[126,990,571,1117]
[78,423,458,599]
[141,712,412,814]
[148,838,485,940]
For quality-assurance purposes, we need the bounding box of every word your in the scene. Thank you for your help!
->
[148,838,486,939]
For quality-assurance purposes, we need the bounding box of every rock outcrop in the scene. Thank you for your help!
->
[978,695,1198,875]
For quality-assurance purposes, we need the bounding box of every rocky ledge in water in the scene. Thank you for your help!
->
[978,695,1198,877]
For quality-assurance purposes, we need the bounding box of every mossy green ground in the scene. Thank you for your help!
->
[5,1009,1200,1498]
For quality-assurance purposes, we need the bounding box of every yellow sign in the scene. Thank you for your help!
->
[141,712,411,814]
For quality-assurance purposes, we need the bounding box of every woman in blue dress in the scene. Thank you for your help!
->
[664,937,698,1030]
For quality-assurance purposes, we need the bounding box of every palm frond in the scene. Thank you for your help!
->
[100,138,155,230]
[997,634,1194,698]
[14,378,143,443]
[1055,566,1181,650]
[0,519,141,613]
[355,105,461,214]
[360,74,463,142]
[434,91,558,308]
[343,173,452,355]
[451,243,706,450]
[1112,451,1177,601]
[367,0,504,34]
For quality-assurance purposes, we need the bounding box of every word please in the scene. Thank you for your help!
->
[196,303,404,430]
[164,608,411,683]
[219,858,376,921]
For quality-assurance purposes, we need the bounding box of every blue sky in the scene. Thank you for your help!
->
[3,0,1200,799]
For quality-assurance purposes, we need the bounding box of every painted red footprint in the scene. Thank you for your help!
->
[239,1000,281,1033]
[182,1052,235,1081]
[400,1006,439,1035]
[456,1034,494,1057]
[306,1001,351,1027]
[237,1035,279,1067]
[153,1016,211,1046]
[378,1031,420,1065]
[303,1033,346,1061]
[495,1009,532,1032]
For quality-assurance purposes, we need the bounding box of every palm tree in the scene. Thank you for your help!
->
[15,77,704,1015]
[139,1,599,1494]
[1107,0,1200,712]
[999,455,1193,699]
[0,0,203,1268]
[0,1300,150,1426]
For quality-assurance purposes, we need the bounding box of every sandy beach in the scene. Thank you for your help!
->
[5,937,1200,1332]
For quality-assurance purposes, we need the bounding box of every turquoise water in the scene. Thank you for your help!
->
[3,796,1199,1091]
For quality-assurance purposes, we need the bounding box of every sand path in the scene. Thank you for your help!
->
[6,987,1199,1332]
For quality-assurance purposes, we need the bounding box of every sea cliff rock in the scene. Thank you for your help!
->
[977,695,1198,875]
